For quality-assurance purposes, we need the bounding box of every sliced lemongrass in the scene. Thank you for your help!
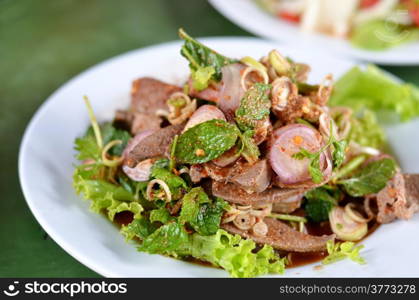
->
[83,96,103,149]
[101,140,123,167]
[345,203,371,223]
[270,213,307,223]
[146,179,172,202]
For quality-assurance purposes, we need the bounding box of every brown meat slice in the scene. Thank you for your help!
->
[404,174,419,205]
[193,159,271,194]
[212,181,306,206]
[131,77,182,114]
[125,124,184,167]
[222,217,334,252]
[376,172,419,224]
[230,159,272,193]
[271,194,304,213]
[114,110,162,135]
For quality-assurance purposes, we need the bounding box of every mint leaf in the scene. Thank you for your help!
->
[179,28,237,90]
[332,140,347,168]
[239,130,260,164]
[138,222,190,256]
[150,208,174,224]
[235,83,271,131]
[304,186,340,222]
[174,119,240,164]
[338,158,396,197]
[121,218,157,241]
[180,187,228,236]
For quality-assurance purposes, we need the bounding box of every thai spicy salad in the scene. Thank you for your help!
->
[73,29,419,277]
[256,0,419,50]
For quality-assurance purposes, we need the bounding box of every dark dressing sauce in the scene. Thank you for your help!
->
[112,211,380,270]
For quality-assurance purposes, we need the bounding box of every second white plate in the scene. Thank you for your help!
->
[210,0,419,65]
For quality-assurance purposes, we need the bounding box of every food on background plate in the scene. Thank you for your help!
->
[257,0,419,50]
[73,28,419,277]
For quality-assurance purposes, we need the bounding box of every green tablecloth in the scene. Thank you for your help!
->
[1,0,418,277]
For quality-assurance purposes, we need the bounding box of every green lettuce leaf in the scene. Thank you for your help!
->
[138,222,190,257]
[73,169,142,221]
[150,208,174,224]
[121,218,157,241]
[348,109,386,149]
[190,229,286,278]
[330,65,419,121]
[351,20,419,51]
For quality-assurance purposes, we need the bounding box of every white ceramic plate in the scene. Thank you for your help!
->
[19,37,419,277]
[209,0,419,65]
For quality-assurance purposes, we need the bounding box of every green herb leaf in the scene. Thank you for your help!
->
[190,229,286,278]
[332,140,347,168]
[293,122,347,183]
[304,186,340,222]
[180,187,228,236]
[174,119,240,164]
[149,208,174,224]
[338,158,396,197]
[322,240,366,265]
[191,66,216,91]
[348,109,386,149]
[121,218,157,241]
[235,83,271,131]
[150,160,188,200]
[138,222,190,256]
[100,123,131,156]
[179,28,237,91]
[239,130,260,164]
[330,65,419,122]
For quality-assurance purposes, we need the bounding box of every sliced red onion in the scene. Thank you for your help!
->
[269,124,331,186]
[183,104,226,132]
[218,63,246,115]
[188,63,246,117]
[122,158,155,182]
[122,129,155,159]
[212,145,240,167]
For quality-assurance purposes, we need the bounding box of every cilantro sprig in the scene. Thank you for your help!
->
[322,240,366,265]
[293,122,347,183]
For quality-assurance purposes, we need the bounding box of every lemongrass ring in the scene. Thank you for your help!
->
[240,66,269,91]
[178,167,190,175]
[240,56,269,84]
[155,109,170,118]
[237,205,252,211]
[271,77,292,111]
[146,179,172,202]
[364,196,376,220]
[101,140,124,167]
[268,50,291,75]
[345,203,371,223]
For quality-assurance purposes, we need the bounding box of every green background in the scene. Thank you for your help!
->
[0,0,417,277]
